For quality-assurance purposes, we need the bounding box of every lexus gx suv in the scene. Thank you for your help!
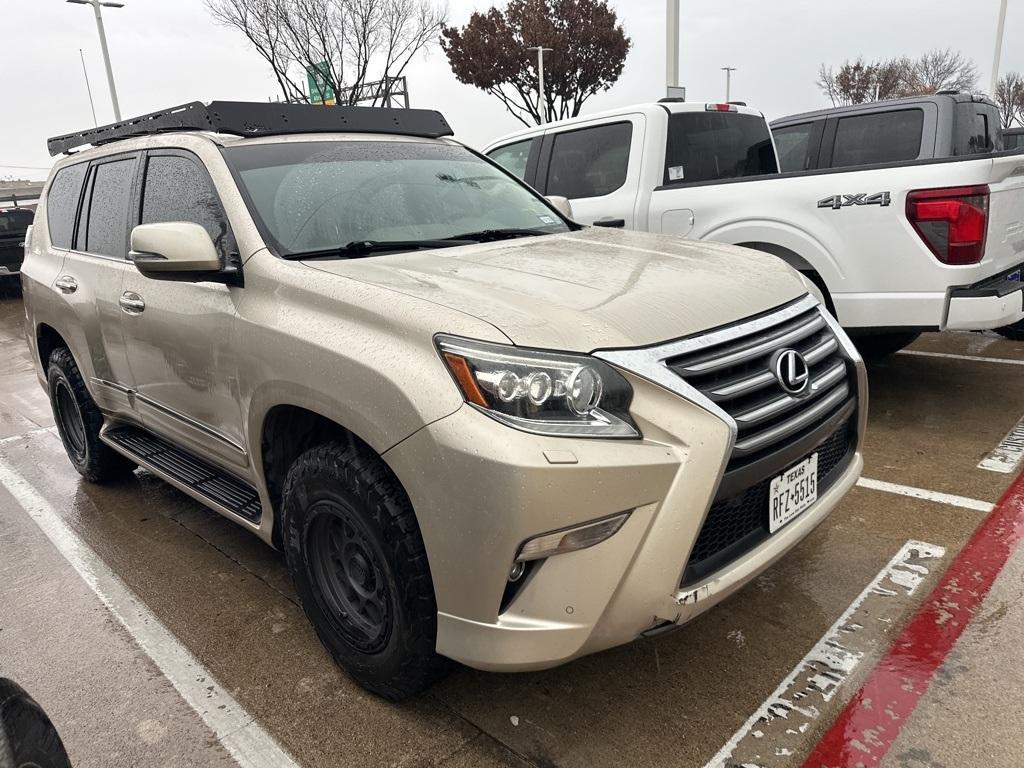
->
[22,102,866,699]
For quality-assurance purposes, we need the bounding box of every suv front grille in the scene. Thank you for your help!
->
[666,303,854,472]
[681,420,854,585]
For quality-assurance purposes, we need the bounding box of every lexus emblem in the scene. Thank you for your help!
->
[773,349,810,396]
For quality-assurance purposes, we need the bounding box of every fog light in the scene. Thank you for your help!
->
[515,512,630,562]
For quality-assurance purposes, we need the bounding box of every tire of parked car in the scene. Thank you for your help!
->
[46,347,136,483]
[0,679,71,768]
[851,331,922,360]
[995,319,1024,341]
[280,441,450,700]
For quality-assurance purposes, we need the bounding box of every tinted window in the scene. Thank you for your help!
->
[0,209,34,233]
[45,164,87,249]
[546,122,632,198]
[82,158,135,258]
[141,155,231,258]
[664,112,777,185]
[224,141,568,256]
[831,109,923,168]
[773,123,815,173]
[487,139,534,180]
[1005,132,1024,150]
[954,104,999,156]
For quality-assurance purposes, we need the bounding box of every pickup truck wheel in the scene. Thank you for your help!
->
[281,442,448,700]
[0,679,71,768]
[995,319,1024,341]
[852,331,921,360]
[47,347,136,483]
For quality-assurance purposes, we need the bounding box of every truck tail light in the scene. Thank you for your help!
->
[705,103,737,112]
[906,185,989,265]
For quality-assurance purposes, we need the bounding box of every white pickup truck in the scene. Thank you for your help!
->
[483,97,1024,354]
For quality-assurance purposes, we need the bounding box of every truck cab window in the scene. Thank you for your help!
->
[664,112,777,184]
[545,122,632,199]
[487,139,534,181]
[830,109,923,168]
[773,122,814,172]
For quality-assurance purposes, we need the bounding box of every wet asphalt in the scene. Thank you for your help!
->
[1,280,1023,768]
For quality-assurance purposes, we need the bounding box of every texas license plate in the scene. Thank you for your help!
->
[769,454,819,533]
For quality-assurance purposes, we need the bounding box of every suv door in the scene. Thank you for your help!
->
[536,117,644,227]
[120,149,247,472]
[56,154,139,419]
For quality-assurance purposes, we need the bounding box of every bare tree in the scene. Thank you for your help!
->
[995,72,1024,129]
[817,49,980,107]
[206,0,447,105]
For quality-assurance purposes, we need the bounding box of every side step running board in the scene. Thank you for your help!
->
[102,425,263,523]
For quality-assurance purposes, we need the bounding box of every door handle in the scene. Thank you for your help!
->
[592,218,626,228]
[55,275,78,294]
[119,292,146,314]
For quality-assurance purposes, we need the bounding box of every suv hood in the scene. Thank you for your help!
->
[302,227,807,352]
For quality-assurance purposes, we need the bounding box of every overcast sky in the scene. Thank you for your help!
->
[1,0,1020,181]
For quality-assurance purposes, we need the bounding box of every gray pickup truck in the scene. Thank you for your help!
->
[772,92,1022,341]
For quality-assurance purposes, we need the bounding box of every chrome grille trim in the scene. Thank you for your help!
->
[733,360,846,427]
[733,383,850,456]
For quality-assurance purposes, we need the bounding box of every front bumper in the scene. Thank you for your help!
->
[384,298,865,672]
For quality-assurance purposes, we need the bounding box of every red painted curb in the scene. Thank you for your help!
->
[801,469,1024,768]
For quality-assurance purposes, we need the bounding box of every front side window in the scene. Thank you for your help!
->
[141,155,232,257]
[545,122,632,199]
[831,109,923,168]
[82,158,135,258]
[45,163,87,249]
[773,122,815,173]
[224,140,569,257]
[664,112,778,185]
[487,139,535,181]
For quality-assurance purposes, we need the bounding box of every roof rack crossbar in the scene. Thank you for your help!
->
[47,100,453,156]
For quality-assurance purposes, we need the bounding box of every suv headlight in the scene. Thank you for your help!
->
[436,335,640,438]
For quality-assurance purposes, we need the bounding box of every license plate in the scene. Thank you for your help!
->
[769,453,819,533]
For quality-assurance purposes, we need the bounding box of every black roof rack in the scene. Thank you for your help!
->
[47,100,454,156]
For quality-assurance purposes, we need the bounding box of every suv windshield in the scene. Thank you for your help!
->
[224,140,569,257]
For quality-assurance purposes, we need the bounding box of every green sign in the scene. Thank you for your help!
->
[306,62,335,104]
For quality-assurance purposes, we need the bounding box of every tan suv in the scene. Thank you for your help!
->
[23,102,866,699]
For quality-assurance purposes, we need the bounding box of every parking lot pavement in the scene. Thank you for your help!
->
[1,283,1023,768]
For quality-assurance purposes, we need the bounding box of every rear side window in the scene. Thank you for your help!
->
[546,122,632,198]
[953,103,1000,156]
[1005,132,1024,150]
[82,158,135,259]
[141,154,231,258]
[487,139,535,181]
[831,109,923,168]
[45,164,87,249]
[664,112,778,185]
[773,123,815,173]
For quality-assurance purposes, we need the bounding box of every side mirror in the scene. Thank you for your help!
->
[130,222,221,277]
[545,195,574,220]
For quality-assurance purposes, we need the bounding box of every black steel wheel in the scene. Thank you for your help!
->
[281,441,450,700]
[47,347,136,483]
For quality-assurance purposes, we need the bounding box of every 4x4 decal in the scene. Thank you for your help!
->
[817,192,891,210]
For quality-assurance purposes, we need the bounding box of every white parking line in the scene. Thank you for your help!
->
[897,349,1024,366]
[702,541,946,768]
[856,477,993,512]
[978,415,1024,474]
[0,459,301,768]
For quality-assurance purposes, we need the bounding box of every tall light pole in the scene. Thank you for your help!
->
[527,46,553,124]
[990,0,1009,96]
[666,0,679,94]
[722,66,736,102]
[67,0,124,122]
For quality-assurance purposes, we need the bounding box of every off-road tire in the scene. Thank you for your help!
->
[995,319,1024,341]
[47,347,136,483]
[281,441,449,700]
[0,679,71,768]
[852,331,922,360]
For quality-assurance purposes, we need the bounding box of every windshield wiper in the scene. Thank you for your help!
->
[283,239,474,260]
[443,227,550,243]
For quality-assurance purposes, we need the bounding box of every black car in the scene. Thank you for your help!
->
[0,207,34,279]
